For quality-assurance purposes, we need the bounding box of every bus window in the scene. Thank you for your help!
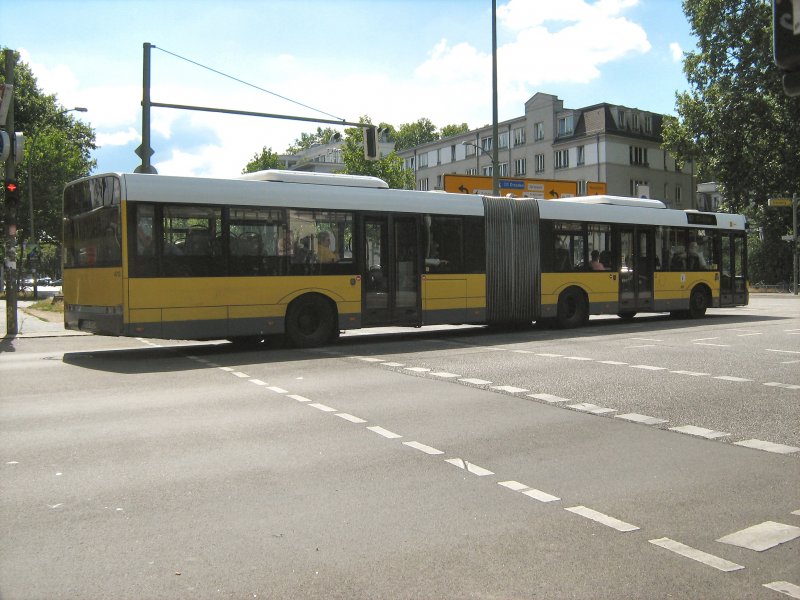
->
[588,223,611,270]
[424,215,463,273]
[229,207,286,276]
[162,205,223,277]
[687,230,713,271]
[288,209,355,275]
[667,228,688,271]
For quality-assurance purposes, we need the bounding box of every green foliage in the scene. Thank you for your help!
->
[1,49,97,250]
[285,126,340,154]
[393,118,439,152]
[338,116,414,190]
[439,123,470,139]
[242,146,282,173]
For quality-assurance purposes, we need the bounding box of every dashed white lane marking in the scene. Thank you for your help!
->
[512,350,534,354]
[648,538,744,572]
[625,344,657,349]
[569,403,616,415]
[763,581,800,599]
[565,506,639,532]
[630,364,667,371]
[381,362,405,367]
[597,360,628,365]
[736,333,763,337]
[717,521,800,552]
[354,357,384,362]
[629,338,663,342]
[536,353,562,357]
[335,413,366,424]
[403,441,444,455]
[767,349,800,354]
[764,382,800,390]
[249,379,268,386]
[498,480,528,491]
[459,378,493,385]
[695,342,730,347]
[670,370,710,377]
[522,488,560,503]
[693,337,720,342]
[430,372,460,378]
[527,393,570,403]
[219,366,234,372]
[793,509,800,516]
[367,426,402,439]
[445,458,494,476]
[231,371,250,378]
[288,394,311,402]
[267,386,288,394]
[616,413,668,425]
[669,425,730,439]
[734,439,800,454]
[491,385,529,394]
[404,367,431,373]
[714,375,753,382]
[564,356,593,361]
[308,403,337,412]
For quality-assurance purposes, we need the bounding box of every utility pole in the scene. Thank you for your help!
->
[3,49,18,335]
[491,0,499,196]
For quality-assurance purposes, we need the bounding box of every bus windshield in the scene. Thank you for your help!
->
[63,175,122,268]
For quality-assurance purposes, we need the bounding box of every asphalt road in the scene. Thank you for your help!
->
[1,295,798,599]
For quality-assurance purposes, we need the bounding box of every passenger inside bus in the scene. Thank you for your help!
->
[317,231,337,263]
[590,250,605,271]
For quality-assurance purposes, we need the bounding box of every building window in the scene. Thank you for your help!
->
[498,131,509,149]
[419,178,429,191]
[436,148,441,166]
[675,185,682,206]
[466,167,478,176]
[630,179,649,196]
[632,112,640,131]
[481,136,493,152]
[482,165,494,176]
[514,157,527,176]
[513,127,526,146]
[534,122,545,141]
[577,145,585,166]
[644,115,653,134]
[451,145,456,162]
[557,115,573,137]
[577,180,588,195]
[498,162,508,176]
[418,153,428,168]
[465,143,476,157]
[436,174,442,188]
[630,146,648,166]
[535,153,545,173]
[404,157,415,170]
[554,149,569,169]
[617,109,626,127]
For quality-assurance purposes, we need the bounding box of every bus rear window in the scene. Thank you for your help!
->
[63,176,122,268]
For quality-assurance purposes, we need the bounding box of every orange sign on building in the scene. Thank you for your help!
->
[443,174,606,199]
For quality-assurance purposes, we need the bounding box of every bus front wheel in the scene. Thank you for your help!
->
[687,287,709,319]
[556,287,588,329]
[285,294,338,348]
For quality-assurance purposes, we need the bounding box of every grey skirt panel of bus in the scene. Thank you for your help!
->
[483,196,541,324]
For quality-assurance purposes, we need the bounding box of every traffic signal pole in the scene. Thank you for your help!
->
[3,49,18,335]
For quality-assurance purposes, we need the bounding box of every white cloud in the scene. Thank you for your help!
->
[670,42,684,62]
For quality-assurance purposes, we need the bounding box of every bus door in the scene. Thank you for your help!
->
[719,232,747,306]
[361,214,421,327]
[618,227,655,313]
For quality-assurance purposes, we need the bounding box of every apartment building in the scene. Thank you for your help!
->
[397,92,696,209]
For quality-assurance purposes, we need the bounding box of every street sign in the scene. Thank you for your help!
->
[782,234,797,242]
[768,197,793,207]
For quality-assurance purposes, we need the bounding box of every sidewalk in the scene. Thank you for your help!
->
[0,293,84,338]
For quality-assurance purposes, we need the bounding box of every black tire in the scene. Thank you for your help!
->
[556,288,588,329]
[617,311,636,321]
[687,287,709,319]
[285,295,338,348]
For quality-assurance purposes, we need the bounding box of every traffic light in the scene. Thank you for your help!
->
[3,179,20,202]
[773,0,800,96]
[363,125,378,160]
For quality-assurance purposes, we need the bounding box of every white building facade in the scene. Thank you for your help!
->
[397,92,696,210]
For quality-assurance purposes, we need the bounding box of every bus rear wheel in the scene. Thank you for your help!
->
[285,294,338,348]
[556,287,588,329]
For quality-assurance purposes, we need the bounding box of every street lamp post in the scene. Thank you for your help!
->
[461,140,499,194]
[26,106,87,298]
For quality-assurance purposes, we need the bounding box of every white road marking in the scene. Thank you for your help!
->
[6,461,18,465]
[564,356,593,361]
[381,362,405,367]
[231,371,250,378]
[670,370,710,376]
[205,362,221,368]
[498,480,528,491]
[693,337,720,342]
[536,353,563,357]
[335,413,366,424]
[308,403,337,412]
[569,403,616,415]
[616,413,668,425]
[367,426,402,439]
[648,537,744,572]
[459,378,493,385]
[714,376,753,382]
[737,333,763,337]
[631,364,667,370]
[767,348,800,355]
[430,372,461,378]
[248,379,268,386]
[565,506,639,532]
[629,338,663,342]
[219,366,234,372]
[781,360,800,364]
[288,394,311,402]
[717,521,800,552]
[764,382,800,390]
[734,439,800,454]
[763,581,800,599]
[793,509,800,516]
[522,488,560,503]
[445,458,494,476]
[512,350,534,354]
[694,342,730,347]
[491,385,529,394]
[403,441,444,455]
[267,386,288,394]
[527,393,570,403]
[625,344,656,349]
[404,367,431,372]
[669,425,730,439]
[597,360,629,365]
[354,357,385,362]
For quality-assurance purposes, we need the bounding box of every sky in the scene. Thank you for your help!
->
[5,0,698,179]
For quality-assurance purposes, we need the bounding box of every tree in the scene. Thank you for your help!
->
[439,123,470,139]
[285,126,340,154]
[339,116,414,190]
[242,146,282,173]
[661,0,800,283]
[1,49,96,269]
[393,118,439,152]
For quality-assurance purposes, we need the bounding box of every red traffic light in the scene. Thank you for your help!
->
[5,181,18,193]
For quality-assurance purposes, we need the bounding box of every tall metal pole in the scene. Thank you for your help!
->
[491,0,499,196]
[3,49,17,335]
[135,42,156,174]
[793,193,798,295]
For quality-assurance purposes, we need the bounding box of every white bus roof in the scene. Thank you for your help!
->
[237,169,389,188]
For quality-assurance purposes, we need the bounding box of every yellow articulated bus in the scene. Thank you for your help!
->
[62,170,748,347]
